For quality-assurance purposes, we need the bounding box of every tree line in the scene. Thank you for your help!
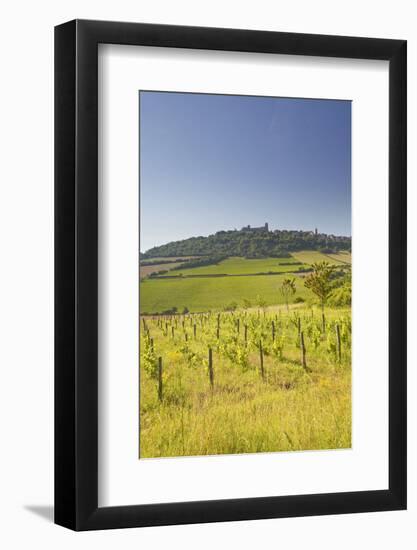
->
[142,228,351,259]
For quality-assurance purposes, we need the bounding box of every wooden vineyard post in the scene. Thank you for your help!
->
[300,332,307,370]
[208,347,214,389]
[150,338,154,351]
[185,332,188,342]
[259,340,265,380]
[171,326,174,339]
[158,357,163,402]
[244,324,248,343]
[193,323,197,339]
[237,318,240,334]
[336,324,342,362]
[272,321,275,341]
[297,317,301,340]
[322,312,326,334]
[165,322,168,336]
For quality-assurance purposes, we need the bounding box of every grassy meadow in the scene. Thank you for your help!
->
[140,272,313,314]
[158,256,307,277]
[139,251,352,458]
[291,250,351,266]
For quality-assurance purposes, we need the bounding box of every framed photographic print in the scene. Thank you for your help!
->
[55,20,406,530]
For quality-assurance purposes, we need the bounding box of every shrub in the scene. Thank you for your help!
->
[161,306,178,315]
[328,283,351,306]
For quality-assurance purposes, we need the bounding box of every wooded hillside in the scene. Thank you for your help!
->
[142,228,351,259]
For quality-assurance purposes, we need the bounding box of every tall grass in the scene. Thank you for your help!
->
[140,306,351,458]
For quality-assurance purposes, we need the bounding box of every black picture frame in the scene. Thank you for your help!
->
[55,19,407,531]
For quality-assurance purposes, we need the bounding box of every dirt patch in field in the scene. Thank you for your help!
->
[140,262,183,278]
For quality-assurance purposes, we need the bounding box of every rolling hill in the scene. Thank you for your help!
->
[142,226,351,259]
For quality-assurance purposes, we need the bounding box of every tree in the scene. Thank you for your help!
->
[280,278,296,312]
[304,262,334,330]
[328,272,351,307]
[256,294,267,312]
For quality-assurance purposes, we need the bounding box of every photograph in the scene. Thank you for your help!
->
[139,91,352,459]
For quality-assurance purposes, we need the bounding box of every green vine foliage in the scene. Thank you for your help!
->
[271,334,285,360]
[142,337,158,379]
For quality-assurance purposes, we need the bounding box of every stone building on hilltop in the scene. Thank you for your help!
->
[241,222,269,233]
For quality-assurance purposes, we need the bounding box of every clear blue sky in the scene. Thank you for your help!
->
[140,91,351,252]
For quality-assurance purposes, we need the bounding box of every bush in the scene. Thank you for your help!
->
[161,306,178,315]
[294,297,305,303]
[328,283,351,306]
[242,298,252,309]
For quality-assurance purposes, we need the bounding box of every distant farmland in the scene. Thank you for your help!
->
[140,253,319,314]
[140,262,184,278]
[141,255,200,263]
[158,256,308,277]
[140,272,314,313]
[291,250,351,266]
[139,251,351,314]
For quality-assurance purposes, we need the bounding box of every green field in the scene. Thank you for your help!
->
[140,272,312,314]
[291,250,351,265]
[159,256,307,277]
[323,251,352,264]
[140,251,351,314]
[140,306,351,458]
